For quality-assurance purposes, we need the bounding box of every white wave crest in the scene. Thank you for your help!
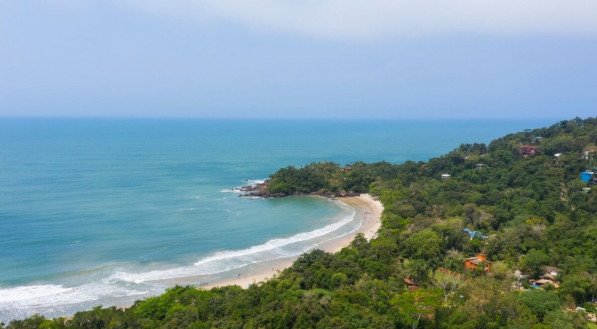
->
[220,179,266,194]
[109,207,356,284]
[193,209,355,266]
[219,188,239,193]
[246,179,266,185]
[0,283,147,309]
[0,199,359,322]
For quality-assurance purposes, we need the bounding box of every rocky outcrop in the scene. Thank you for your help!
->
[239,180,358,198]
[237,180,268,197]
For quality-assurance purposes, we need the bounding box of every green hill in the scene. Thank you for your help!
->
[5,118,596,329]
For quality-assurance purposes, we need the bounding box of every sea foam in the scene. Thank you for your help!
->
[0,283,149,321]
[109,205,357,284]
[220,179,266,194]
[0,202,358,321]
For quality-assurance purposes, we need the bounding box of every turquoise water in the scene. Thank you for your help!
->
[0,118,551,321]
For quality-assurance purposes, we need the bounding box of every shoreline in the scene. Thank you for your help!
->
[0,194,383,322]
[201,193,383,289]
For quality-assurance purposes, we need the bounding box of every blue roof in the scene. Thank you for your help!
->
[580,171,594,183]
[463,228,487,239]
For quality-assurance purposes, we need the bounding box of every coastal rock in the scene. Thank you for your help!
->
[237,180,270,197]
[238,180,359,198]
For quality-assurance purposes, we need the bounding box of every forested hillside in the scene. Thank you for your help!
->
[5,118,597,329]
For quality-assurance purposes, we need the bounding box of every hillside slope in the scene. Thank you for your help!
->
[5,118,597,329]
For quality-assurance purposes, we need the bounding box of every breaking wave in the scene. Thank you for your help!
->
[109,206,356,283]
[0,200,359,322]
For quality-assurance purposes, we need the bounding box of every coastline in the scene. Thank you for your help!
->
[202,193,383,289]
[0,194,384,322]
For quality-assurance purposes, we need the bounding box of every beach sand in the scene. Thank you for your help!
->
[202,193,383,289]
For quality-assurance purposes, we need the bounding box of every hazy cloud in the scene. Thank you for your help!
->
[121,0,597,39]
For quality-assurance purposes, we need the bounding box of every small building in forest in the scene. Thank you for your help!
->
[583,145,597,160]
[441,173,451,180]
[463,228,487,240]
[541,266,560,281]
[580,171,594,183]
[464,254,491,272]
[403,277,418,291]
[520,145,538,157]
[530,278,560,289]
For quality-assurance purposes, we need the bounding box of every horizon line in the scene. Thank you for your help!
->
[0,115,575,121]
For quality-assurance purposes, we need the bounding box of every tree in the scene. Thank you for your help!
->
[542,310,587,329]
[516,290,562,322]
[330,272,348,289]
[432,269,464,303]
[403,229,442,262]
[390,289,442,329]
[520,249,550,278]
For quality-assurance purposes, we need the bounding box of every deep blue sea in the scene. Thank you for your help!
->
[0,118,552,321]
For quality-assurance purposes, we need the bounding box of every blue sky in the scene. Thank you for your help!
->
[1,1,596,119]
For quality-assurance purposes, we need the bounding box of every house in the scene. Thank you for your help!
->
[475,163,486,170]
[464,254,491,272]
[520,145,538,157]
[541,266,560,281]
[403,277,418,291]
[523,267,562,289]
[554,153,562,158]
[441,173,451,180]
[583,145,597,160]
[463,228,487,240]
[530,278,560,289]
[580,171,594,183]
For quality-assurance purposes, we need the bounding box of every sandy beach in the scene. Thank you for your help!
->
[202,193,383,289]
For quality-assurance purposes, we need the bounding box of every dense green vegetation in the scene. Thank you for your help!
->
[4,118,597,329]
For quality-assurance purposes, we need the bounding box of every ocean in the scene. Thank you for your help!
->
[0,118,551,321]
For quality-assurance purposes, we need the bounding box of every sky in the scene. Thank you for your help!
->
[1,1,596,119]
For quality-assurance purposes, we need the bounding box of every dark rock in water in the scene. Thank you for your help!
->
[237,180,270,197]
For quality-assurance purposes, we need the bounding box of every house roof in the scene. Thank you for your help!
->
[463,228,487,239]
[465,258,482,265]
